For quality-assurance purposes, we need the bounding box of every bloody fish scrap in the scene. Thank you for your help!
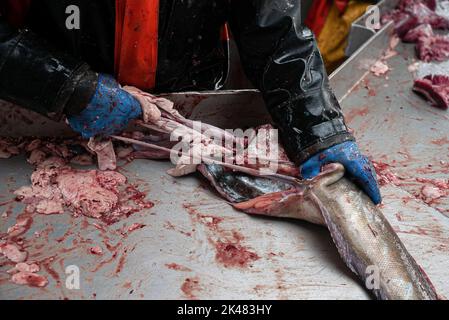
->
[13,156,153,224]
[413,75,449,110]
[382,0,449,62]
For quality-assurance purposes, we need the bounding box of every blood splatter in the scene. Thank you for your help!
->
[181,277,201,299]
[215,241,260,268]
[165,263,192,272]
[183,202,260,269]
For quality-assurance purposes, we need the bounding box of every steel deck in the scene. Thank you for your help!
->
[1,18,448,299]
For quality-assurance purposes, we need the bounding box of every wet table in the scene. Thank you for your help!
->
[1,35,448,300]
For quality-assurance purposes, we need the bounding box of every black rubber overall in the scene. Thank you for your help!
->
[0,0,354,164]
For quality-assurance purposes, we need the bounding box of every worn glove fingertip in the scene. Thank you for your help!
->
[363,176,382,204]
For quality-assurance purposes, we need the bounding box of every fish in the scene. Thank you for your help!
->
[198,163,438,300]
[117,89,438,299]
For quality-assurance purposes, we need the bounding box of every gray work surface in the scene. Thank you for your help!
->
[1,36,449,300]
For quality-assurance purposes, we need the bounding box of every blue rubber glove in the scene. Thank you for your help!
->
[68,74,142,138]
[300,141,382,204]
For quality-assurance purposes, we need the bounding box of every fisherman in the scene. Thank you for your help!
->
[0,0,381,204]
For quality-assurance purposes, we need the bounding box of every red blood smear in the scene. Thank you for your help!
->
[55,228,73,243]
[431,137,449,146]
[124,223,146,234]
[81,219,90,229]
[415,178,449,208]
[0,199,16,207]
[416,177,449,190]
[93,223,107,233]
[164,221,176,230]
[181,277,200,299]
[99,186,154,226]
[114,250,128,275]
[125,185,154,209]
[183,204,223,230]
[164,221,192,237]
[59,246,80,254]
[183,203,260,268]
[183,203,202,216]
[42,258,60,284]
[103,239,122,252]
[165,263,191,272]
[200,215,223,230]
[91,251,118,272]
[396,226,429,236]
[7,213,33,239]
[215,241,260,268]
[344,106,370,123]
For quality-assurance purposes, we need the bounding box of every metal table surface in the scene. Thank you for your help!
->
[1,32,449,300]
